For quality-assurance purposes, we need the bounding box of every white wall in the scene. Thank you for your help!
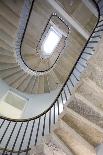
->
[23,89,60,118]
[0,79,61,119]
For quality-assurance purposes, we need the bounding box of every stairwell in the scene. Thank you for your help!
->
[30,24,103,155]
[0,0,103,155]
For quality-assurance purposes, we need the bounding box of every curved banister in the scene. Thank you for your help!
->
[0,0,100,122]
[0,0,103,154]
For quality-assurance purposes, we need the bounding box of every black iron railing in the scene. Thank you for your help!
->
[0,0,103,155]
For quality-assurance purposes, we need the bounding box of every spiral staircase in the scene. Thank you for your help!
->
[0,0,87,94]
[0,0,103,155]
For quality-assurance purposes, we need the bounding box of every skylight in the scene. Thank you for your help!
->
[41,27,62,56]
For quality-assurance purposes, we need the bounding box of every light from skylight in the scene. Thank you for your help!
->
[42,27,62,56]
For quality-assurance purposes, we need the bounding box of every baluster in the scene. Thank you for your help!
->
[64,89,67,101]
[42,114,46,136]
[61,93,63,105]
[75,66,81,73]
[72,72,79,81]
[77,61,86,68]
[66,83,71,95]
[2,122,17,155]
[70,77,74,87]
[17,121,29,155]
[10,122,23,155]
[91,35,101,38]
[0,119,5,128]
[0,121,11,144]
[35,117,41,145]
[49,110,51,133]
[26,120,35,155]
[54,103,56,124]
[57,99,60,115]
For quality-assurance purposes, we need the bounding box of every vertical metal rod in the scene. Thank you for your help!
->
[61,93,63,105]
[70,78,74,87]
[75,67,81,73]
[78,61,86,68]
[57,99,60,115]
[49,110,51,133]
[81,56,87,61]
[26,120,35,155]
[35,117,41,145]
[0,119,5,128]
[0,121,11,144]
[10,122,23,155]
[64,89,67,101]
[42,114,46,136]
[66,84,71,95]
[73,73,79,81]
[2,122,17,155]
[17,121,29,155]
[54,104,55,124]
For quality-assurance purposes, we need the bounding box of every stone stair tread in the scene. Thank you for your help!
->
[76,78,103,111]
[54,120,96,155]
[43,133,74,155]
[75,93,103,115]
[67,93,103,129]
[82,62,103,90]
[60,106,103,146]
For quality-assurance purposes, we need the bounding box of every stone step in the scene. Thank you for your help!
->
[82,63,103,90]
[0,15,17,38]
[47,73,57,91]
[44,75,50,93]
[37,75,44,94]
[0,47,14,56]
[0,29,14,47]
[11,73,28,89]
[25,76,36,94]
[22,76,33,92]
[0,63,18,70]
[0,39,12,52]
[53,68,65,84]
[76,78,103,111]
[32,77,39,94]
[0,1,19,27]
[54,120,96,155]
[50,70,61,86]
[60,106,103,147]
[0,66,21,79]
[4,70,24,85]
[17,75,32,92]
[43,133,73,155]
[0,54,15,63]
[37,61,48,72]
[30,143,45,155]
[2,0,24,17]
[67,93,103,129]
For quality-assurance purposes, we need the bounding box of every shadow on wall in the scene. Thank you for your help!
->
[96,144,103,155]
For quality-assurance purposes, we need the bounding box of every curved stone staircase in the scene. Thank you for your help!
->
[0,0,103,155]
[30,31,103,155]
[0,0,86,94]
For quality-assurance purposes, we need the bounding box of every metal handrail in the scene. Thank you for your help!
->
[0,0,103,154]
